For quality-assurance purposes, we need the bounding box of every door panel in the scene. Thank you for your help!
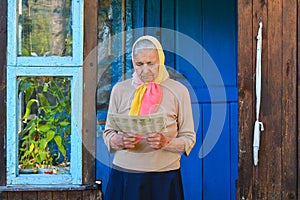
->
[96,0,237,199]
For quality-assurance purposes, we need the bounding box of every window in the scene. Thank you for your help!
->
[6,0,83,185]
[96,0,133,191]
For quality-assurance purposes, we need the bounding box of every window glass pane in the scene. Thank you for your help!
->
[17,0,72,57]
[96,0,133,190]
[97,0,133,112]
[17,76,71,175]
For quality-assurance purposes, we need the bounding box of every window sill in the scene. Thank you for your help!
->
[0,182,101,192]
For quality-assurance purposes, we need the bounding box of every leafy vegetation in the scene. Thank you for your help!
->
[18,76,71,172]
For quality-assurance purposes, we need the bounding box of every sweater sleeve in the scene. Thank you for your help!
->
[162,84,196,156]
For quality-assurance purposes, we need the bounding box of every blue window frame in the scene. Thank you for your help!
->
[6,0,84,185]
[7,0,83,66]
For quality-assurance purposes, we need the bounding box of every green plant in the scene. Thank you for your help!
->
[18,76,71,170]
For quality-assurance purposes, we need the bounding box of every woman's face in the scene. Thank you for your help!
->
[133,49,159,83]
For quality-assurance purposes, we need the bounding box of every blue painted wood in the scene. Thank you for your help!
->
[175,0,205,87]
[96,110,113,194]
[174,0,237,199]
[96,131,114,194]
[72,0,84,66]
[181,103,203,200]
[16,57,78,67]
[230,103,238,200]
[188,86,238,104]
[143,0,162,45]
[131,0,145,40]
[111,0,124,84]
[6,67,19,185]
[96,136,111,194]
[161,0,176,71]
[175,0,203,42]
[7,0,17,66]
[145,0,161,34]
[125,0,134,80]
[202,0,237,87]
[70,67,83,184]
[203,103,231,199]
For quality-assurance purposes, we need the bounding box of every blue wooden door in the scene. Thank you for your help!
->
[96,0,237,199]
[171,1,238,199]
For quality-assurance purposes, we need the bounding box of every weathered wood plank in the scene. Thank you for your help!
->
[281,0,297,199]
[52,191,67,200]
[0,0,7,187]
[239,0,299,198]
[37,192,52,200]
[67,191,82,200]
[22,192,38,200]
[0,192,8,200]
[7,192,22,200]
[237,0,254,199]
[83,0,98,184]
[0,190,102,200]
[298,0,300,198]
[264,0,283,198]
[82,190,101,200]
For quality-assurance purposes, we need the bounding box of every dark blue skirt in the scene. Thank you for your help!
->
[104,166,184,200]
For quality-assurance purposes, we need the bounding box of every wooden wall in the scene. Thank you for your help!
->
[82,0,98,185]
[238,0,298,199]
[0,0,7,187]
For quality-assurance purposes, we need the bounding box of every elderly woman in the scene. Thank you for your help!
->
[103,35,196,200]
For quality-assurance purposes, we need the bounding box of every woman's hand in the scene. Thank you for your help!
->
[146,132,171,150]
[110,132,139,150]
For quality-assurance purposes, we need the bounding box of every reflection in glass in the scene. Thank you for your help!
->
[17,0,72,57]
[17,76,71,175]
[97,0,133,112]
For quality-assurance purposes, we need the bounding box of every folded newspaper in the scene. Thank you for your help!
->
[108,112,166,134]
